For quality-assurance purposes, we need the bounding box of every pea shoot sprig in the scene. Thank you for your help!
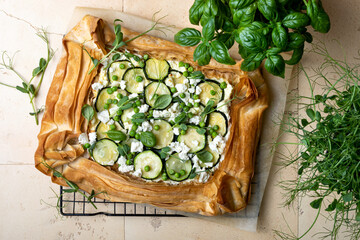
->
[275,42,360,240]
[0,29,54,124]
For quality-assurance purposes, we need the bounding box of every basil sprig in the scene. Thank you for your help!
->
[175,0,331,77]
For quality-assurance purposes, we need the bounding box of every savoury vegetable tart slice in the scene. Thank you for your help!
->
[35,15,268,216]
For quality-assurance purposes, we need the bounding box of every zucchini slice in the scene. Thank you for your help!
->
[177,125,206,153]
[197,80,224,106]
[144,58,170,81]
[207,111,228,136]
[199,143,220,169]
[95,121,124,140]
[107,60,131,83]
[166,153,192,181]
[144,82,171,108]
[120,108,134,128]
[166,71,187,85]
[134,150,163,179]
[151,119,174,149]
[95,87,127,112]
[92,139,119,166]
[123,67,147,93]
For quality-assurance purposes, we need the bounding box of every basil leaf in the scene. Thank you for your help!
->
[229,0,255,11]
[119,103,133,110]
[310,198,323,209]
[106,130,127,141]
[306,0,330,33]
[239,29,268,52]
[174,28,202,46]
[196,128,206,135]
[117,96,129,107]
[264,55,285,78]
[209,40,236,65]
[131,112,146,124]
[180,124,188,131]
[153,94,172,109]
[272,23,288,49]
[118,144,130,156]
[266,47,282,56]
[285,47,304,65]
[175,112,188,124]
[189,0,207,25]
[287,32,305,50]
[303,32,313,43]
[162,146,171,152]
[201,100,215,116]
[282,12,310,29]
[241,52,265,71]
[233,2,257,27]
[202,17,215,41]
[196,150,213,162]
[189,71,205,80]
[217,33,235,50]
[204,0,219,18]
[140,131,156,147]
[306,108,315,120]
[81,104,95,121]
[193,43,211,66]
[258,0,277,20]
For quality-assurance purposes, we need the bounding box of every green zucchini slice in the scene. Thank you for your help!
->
[151,119,174,149]
[166,153,192,181]
[107,60,131,83]
[207,111,228,136]
[166,71,187,85]
[95,121,124,140]
[197,80,224,106]
[144,58,170,81]
[134,150,163,179]
[92,139,119,166]
[123,67,147,93]
[144,82,171,108]
[177,125,206,153]
[199,142,220,169]
[95,87,127,112]
[120,108,134,127]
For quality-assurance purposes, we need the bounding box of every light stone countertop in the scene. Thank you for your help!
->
[0,1,358,239]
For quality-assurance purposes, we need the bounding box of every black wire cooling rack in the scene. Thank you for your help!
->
[59,186,185,217]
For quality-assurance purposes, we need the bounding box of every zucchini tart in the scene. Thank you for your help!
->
[35,15,268,216]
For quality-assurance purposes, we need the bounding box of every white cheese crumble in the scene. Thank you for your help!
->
[165,77,174,87]
[189,116,201,125]
[91,82,104,91]
[131,140,144,153]
[209,135,226,154]
[120,80,127,90]
[118,156,134,173]
[141,121,152,132]
[128,93,138,99]
[88,132,97,145]
[195,86,202,95]
[97,110,110,124]
[173,127,180,135]
[198,171,210,183]
[109,106,119,116]
[132,168,142,178]
[78,133,89,145]
[107,119,115,126]
[191,140,199,147]
[139,104,149,113]
[175,83,187,93]
[169,142,191,160]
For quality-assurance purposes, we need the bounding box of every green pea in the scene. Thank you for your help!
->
[211,132,218,138]
[136,100,141,106]
[169,169,175,175]
[180,102,186,108]
[128,153,134,159]
[84,143,90,149]
[136,76,143,82]
[193,95,199,100]
[183,71,189,77]
[143,54,149,60]
[180,93,186,98]
[104,103,109,109]
[188,113,194,118]
[107,99,112,104]
[144,165,150,172]
[119,64,125,69]
[117,109,123,115]
[220,82,227,89]
[185,63,190,68]
[114,115,120,121]
[133,55,140,61]
[210,90,216,96]
[213,125,219,131]
[107,88,113,94]
[187,67,194,72]
[162,173,168,181]
[187,103,193,108]
[149,109,154,115]
[139,61,145,68]
[134,107,140,113]
[199,122,205,128]
[180,170,186,176]
[113,99,118,104]
[110,124,116,130]
[112,75,119,81]
[179,61,185,67]
[171,87,177,93]
[112,86,118,91]
[194,102,200,107]
[132,125,138,131]
[129,130,136,137]
[154,125,160,130]
[117,93,123,99]
[181,130,186,135]
[135,133,140,140]
[184,106,190,112]
[209,129,214,135]
[175,172,180,178]
[126,159,132,165]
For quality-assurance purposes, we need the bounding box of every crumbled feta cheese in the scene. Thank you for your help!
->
[132,168,142,178]
[165,78,174,87]
[209,135,226,154]
[107,119,115,126]
[141,121,152,132]
[190,78,196,85]
[175,83,187,93]
[204,162,214,168]
[78,133,89,145]
[126,110,136,120]
[153,110,171,119]
[198,171,210,183]
[109,67,115,73]
[173,127,180,135]
[109,106,119,116]
[120,80,127,90]
[88,132,97,145]
[191,140,199,146]
[118,156,134,172]
[183,79,189,84]
[179,152,189,161]
[97,110,110,124]
[189,116,201,125]
[110,81,121,87]
[195,86,202,95]
[91,82,104,91]
[169,141,190,160]
[131,140,144,153]
[188,87,195,93]
[139,104,149,113]
[192,155,201,170]
[128,93,138,99]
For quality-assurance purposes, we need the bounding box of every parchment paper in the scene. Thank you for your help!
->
[68,7,294,232]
